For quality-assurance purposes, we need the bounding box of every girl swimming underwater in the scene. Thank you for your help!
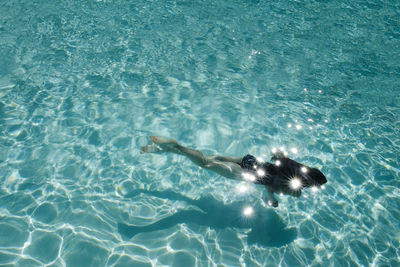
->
[141,136,327,207]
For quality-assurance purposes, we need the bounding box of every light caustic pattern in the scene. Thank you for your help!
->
[0,0,400,266]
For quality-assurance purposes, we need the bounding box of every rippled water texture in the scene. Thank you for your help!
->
[1,0,399,266]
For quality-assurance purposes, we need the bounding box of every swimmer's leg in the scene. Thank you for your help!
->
[141,136,243,180]
[209,155,242,164]
[264,186,278,207]
[141,136,205,165]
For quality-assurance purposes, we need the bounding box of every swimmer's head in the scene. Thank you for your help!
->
[240,154,258,170]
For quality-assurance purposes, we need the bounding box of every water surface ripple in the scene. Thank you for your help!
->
[0,0,399,266]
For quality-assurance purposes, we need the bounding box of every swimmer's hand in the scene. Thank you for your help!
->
[267,199,279,208]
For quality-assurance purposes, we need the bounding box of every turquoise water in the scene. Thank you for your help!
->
[1,0,399,266]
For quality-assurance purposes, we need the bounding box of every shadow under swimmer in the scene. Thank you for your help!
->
[118,189,297,247]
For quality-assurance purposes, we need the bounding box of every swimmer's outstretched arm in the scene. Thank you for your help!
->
[141,136,243,180]
[264,186,279,207]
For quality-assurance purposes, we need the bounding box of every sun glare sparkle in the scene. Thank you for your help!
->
[242,172,256,182]
[275,160,281,166]
[243,206,254,217]
[291,147,298,154]
[256,169,265,177]
[311,186,318,193]
[236,183,249,194]
[301,166,308,173]
[256,157,264,163]
[290,178,302,190]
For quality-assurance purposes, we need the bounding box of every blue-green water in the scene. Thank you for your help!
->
[1,0,399,266]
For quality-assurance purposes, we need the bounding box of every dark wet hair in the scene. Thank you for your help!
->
[270,156,327,188]
[240,154,327,188]
[303,167,327,187]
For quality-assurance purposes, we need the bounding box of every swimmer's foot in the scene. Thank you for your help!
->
[140,136,180,154]
[149,136,180,152]
[140,144,162,154]
[150,136,178,145]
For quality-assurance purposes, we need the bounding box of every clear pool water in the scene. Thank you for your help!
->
[1,0,399,266]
